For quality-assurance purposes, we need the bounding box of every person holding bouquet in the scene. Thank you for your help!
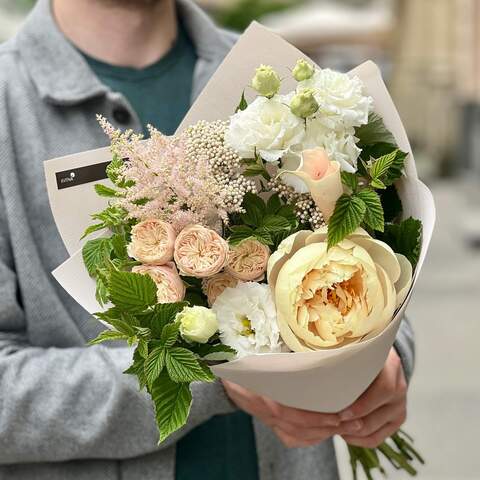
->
[0,0,414,479]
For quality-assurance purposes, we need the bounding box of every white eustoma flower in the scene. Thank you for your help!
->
[299,68,373,130]
[225,96,305,162]
[212,282,282,357]
[303,119,362,172]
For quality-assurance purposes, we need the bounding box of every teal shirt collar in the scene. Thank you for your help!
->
[15,0,230,106]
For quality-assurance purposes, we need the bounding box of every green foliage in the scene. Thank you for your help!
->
[151,372,192,443]
[229,193,298,247]
[327,194,366,249]
[80,223,106,240]
[190,343,236,361]
[236,90,248,112]
[356,188,384,232]
[355,112,396,147]
[377,218,422,268]
[94,183,121,198]
[109,270,157,313]
[88,329,129,345]
[165,347,215,383]
[380,185,403,223]
[82,237,113,276]
[144,346,167,386]
[341,171,359,193]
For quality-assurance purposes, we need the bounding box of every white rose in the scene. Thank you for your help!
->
[177,306,219,344]
[212,282,283,357]
[299,68,373,130]
[225,96,305,162]
[303,119,361,172]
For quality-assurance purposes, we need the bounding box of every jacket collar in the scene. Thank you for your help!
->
[15,0,226,106]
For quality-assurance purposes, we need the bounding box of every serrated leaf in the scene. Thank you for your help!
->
[91,205,127,229]
[263,215,292,232]
[228,225,254,246]
[106,318,136,337]
[355,112,396,146]
[88,329,128,345]
[81,223,106,240]
[137,338,149,359]
[241,192,266,226]
[253,227,273,246]
[371,178,386,190]
[144,346,166,386]
[140,302,187,338]
[124,351,147,390]
[266,193,282,214]
[378,218,422,268]
[243,164,269,179]
[341,172,359,192]
[161,322,180,348]
[193,343,237,361]
[236,90,248,112]
[106,155,124,185]
[94,183,120,197]
[82,237,113,276]
[111,234,128,259]
[356,189,384,232]
[151,372,192,443]
[165,347,215,383]
[327,194,366,249]
[109,270,157,313]
[369,150,398,180]
[95,273,110,306]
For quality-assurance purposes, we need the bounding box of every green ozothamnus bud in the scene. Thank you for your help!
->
[290,88,319,118]
[292,59,315,82]
[251,64,281,98]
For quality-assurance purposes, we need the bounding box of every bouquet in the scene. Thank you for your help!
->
[46,24,434,479]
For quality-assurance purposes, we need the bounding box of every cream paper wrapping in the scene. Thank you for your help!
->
[45,23,435,412]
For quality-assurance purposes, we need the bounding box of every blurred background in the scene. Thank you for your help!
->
[1,0,479,478]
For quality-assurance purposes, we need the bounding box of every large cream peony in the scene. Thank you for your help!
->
[267,227,412,351]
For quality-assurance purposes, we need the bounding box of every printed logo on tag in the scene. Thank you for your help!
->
[55,162,110,190]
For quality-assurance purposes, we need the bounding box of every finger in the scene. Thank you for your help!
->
[341,401,406,438]
[339,372,396,421]
[270,418,338,442]
[263,400,341,428]
[342,421,402,449]
[272,426,320,449]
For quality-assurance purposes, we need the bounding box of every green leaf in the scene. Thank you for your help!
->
[357,189,384,232]
[236,90,248,112]
[228,225,254,246]
[355,112,396,146]
[341,172,359,192]
[241,192,266,227]
[381,185,403,223]
[253,227,273,246]
[91,205,127,229]
[81,223,106,240]
[88,329,128,345]
[371,178,386,190]
[263,215,292,232]
[140,302,187,338]
[266,193,282,214]
[111,234,128,259]
[106,154,124,185]
[95,272,110,306]
[377,218,422,268]
[109,270,157,313]
[161,322,180,348]
[137,338,149,359]
[106,318,136,337]
[124,349,147,390]
[383,150,408,186]
[82,237,113,276]
[192,343,237,361]
[151,372,192,443]
[94,183,120,197]
[144,346,167,386]
[369,150,398,180]
[327,194,366,249]
[243,164,269,179]
[165,347,215,383]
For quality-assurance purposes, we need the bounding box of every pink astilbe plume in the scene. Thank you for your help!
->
[98,117,235,231]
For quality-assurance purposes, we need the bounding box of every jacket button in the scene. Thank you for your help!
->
[113,107,131,125]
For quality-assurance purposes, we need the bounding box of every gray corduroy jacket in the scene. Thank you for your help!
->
[0,0,415,479]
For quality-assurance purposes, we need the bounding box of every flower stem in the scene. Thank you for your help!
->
[347,430,424,478]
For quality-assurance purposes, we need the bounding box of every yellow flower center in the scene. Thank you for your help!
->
[237,314,255,337]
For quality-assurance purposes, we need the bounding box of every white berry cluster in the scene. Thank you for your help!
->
[186,120,257,216]
[267,178,325,230]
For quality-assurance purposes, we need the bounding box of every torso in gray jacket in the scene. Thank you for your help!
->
[0,0,414,479]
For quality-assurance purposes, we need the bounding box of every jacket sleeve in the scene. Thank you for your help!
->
[393,316,415,383]
[0,193,235,465]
